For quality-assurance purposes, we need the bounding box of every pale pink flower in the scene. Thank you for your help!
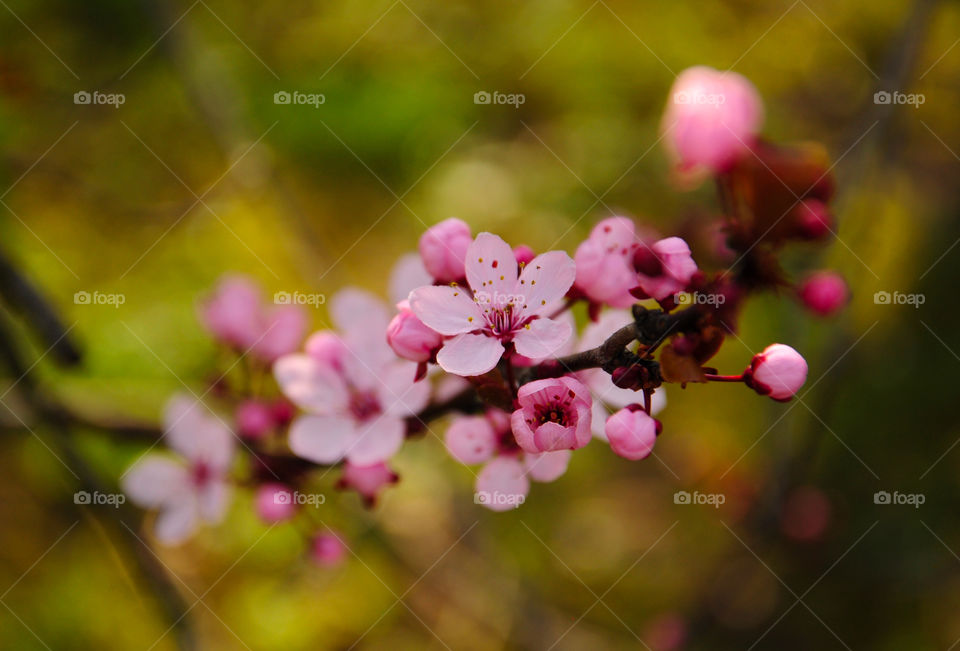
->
[743,343,808,401]
[576,310,666,439]
[409,233,575,376]
[337,461,398,506]
[419,218,473,283]
[254,483,297,523]
[634,237,698,301]
[798,271,848,316]
[274,289,429,466]
[662,66,764,175]
[445,410,571,511]
[510,377,593,453]
[122,396,235,545]
[574,217,643,308]
[605,407,659,460]
[199,274,307,362]
[310,532,347,567]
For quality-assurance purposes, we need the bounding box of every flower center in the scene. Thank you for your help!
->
[191,461,213,488]
[478,302,530,339]
[349,390,381,422]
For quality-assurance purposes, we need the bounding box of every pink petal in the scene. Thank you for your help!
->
[346,417,405,466]
[523,450,571,483]
[198,275,263,349]
[330,288,391,336]
[475,457,530,511]
[288,414,355,464]
[375,361,431,417]
[154,498,199,545]
[409,285,484,336]
[517,250,576,315]
[163,397,234,467]
[465,233,519,298]
[273,354,349,413]
[122,456,189,508]
[197,479,231,523]
[512,317,572,360]
[389,253,433,305]
[436,333,504,376]
[254,304,307,362]
[510,408,537,452]
[532,421,578,452]
[445,416,497,464]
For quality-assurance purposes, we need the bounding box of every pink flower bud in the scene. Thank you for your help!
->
[573,217,643,308]
[338,461,398,506]
[510,377,593,453]
[634,237,699,301]
[199,275,263,349]
[794,199,832,240]
[604,407,659,460]
[513,245,536,266]
[235,400,274,439]
[310,532,347,567]
[662,66,764,175]
[798,271,848,316]
[387,301,443,363]
[744,344,807,401]
[418,218,472,283]
[254,483,297,523]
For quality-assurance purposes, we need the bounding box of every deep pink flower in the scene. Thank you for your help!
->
[633,237,699,301]
[122,395,235,545]
[605,407,659,460]
[510,377,593,453]
[662,66,764,175]
[254,483,297,523]
[798,271,848,317]
[235,400,274,439]
[337,461,398,505]
[409,233,575,376]
[574,217,644,308]
[310,532,347,567]
[274,289,430,465]
[387,300,443,363]
[743,343,808,401]
[419,218,473,283]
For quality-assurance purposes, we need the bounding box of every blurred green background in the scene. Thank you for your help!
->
[1,0,959,648]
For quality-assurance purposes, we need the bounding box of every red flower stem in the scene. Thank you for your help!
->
[703,373,744,382]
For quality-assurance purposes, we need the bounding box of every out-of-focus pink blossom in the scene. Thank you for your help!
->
[661,66,764,175]
[475,456,530,511]
[387,300,443,363]
[199,274,308,362]
[643,613,688,651]
[744,343,808,401]
[794,199,832,240]
[419,218,473,283]
[781,486,831,542]
[574,217,644,308]
[605,407,659,460]
[511,377,593,453]
[122,395,235,545]
[513,244,536,266]
[445,414,498,465]
[254,483,297,523]
[633,237,699,301]
[389,253,433,305]
[798,271,848,317]
[310,532,347,567]
[274,289,430,466]
[409,233,575,376]
[337,461,398,505]
[235,400,274,439]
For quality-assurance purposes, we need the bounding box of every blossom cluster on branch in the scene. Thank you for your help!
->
[121,66,846,556]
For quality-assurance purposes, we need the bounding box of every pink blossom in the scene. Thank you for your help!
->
[574,217,643,308]
[337,461,398,505]
[387,300,443,363]
[743,343,808,401]
[122,395,235,545]
[476,457,530,511]
[198,274,308,362]
[274,289,430,466]
[409,233,575,376]
[798,271,848,316]
[511,377,593,453]
[576,311,666,439]
[235,400,274,439]
[605,407,659,460]
[662,66,764,175]
[445,414,498,464]
[310,532,347,567]
[254,483,297,523]
[633,237,699,301]
[389,253,433,305]
[419,218,472,283]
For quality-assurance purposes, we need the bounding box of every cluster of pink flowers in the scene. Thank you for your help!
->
[120,64,841,554]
